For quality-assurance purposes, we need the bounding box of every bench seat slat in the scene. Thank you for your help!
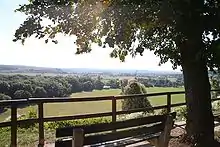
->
[55,138,71,147]
[56,114,168,138]
[84,123,164,145]
[55,112,176,147]
[55,126,161,147]
[106,133,160,147]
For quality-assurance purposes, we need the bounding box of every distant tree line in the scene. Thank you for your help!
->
[0,74,120,113]
[137,77,184,88]
[0,74,183,101]
[0,75,121,100]
[0,74,184,113]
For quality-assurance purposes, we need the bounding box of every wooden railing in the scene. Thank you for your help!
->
[0,89,220,147]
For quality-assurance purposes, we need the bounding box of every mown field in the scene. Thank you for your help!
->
[0,87,184,122]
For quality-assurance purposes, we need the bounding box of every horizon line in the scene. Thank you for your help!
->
[0,63,181,73]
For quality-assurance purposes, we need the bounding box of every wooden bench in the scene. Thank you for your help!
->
[55,112,176,147]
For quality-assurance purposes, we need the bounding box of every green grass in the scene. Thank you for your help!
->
[71,89,121,97]
[0,106,38,122]
[0,87,185,146]
[145,87,185,106]
[0,127,55,147]
[0,87,184,122]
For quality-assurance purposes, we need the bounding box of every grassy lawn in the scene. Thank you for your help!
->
[0,127,55,147]
[0,87,184,122]
[0,87,185,146]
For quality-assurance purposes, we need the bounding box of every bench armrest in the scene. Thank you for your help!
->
[157,114,174,147]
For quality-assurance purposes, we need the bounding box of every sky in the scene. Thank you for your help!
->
[0,0,181,71]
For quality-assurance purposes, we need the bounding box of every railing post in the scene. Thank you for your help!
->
[11,105,17,147]
[38,102,44,147]
[112,96,116,133]
[112,96,116,123]
[167,93,171,113]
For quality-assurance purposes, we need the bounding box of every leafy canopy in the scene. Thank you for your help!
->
[14,0,220,69]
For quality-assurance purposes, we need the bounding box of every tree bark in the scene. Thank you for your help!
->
[180,38,215,146]
[175,1,218,143]
[182,60,215,146]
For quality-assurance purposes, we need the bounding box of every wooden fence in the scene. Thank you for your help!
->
[0,90,220,147]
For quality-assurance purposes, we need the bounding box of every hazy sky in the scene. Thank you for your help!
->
[0,0,181,71]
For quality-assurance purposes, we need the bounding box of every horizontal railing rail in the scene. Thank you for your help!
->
[0,91,188,107]
[0,89,219,147]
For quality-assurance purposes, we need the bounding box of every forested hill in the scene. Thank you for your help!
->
[0,64,181,75]
[0,64,64,74]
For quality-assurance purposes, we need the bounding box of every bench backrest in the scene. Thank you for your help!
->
[55,112,176,147]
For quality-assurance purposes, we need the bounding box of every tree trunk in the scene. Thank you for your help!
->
[180,39,216,146]
[182,60,215,146]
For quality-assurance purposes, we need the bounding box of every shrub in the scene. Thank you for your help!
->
[44,117,111,130]
[121,81,154,113]
[157,107,187,120]
[0,93,11,113]
[0,81,10,95]
[82,81,94,92]
[16,108,111,130]
[212,101,220,111]
[173,106,187,120]
[18,108,37,128]
[94,80,105,90]
[14,90,32,99]
[215,131,220,142]
[0,93,11,100]
[157,108,168,115]
[34,87,47,98]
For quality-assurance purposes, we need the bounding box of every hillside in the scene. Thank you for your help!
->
[0,64,181,75]
[0,64,64,74]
